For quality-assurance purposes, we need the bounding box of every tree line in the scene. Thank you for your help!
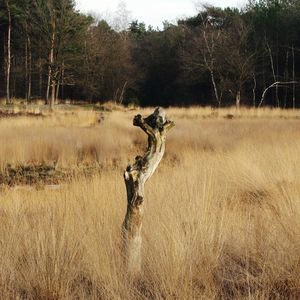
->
[1,0,300,108]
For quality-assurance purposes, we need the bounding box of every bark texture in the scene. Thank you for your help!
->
[123,107,174,276]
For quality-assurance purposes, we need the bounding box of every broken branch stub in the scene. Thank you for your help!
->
[123,107,174,276]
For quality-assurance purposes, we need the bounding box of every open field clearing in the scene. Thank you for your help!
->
[0,106,300,299]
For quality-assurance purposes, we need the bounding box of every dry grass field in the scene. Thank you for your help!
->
[0,105,300,299]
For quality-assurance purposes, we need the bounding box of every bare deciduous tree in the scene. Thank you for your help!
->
[112,1,131,32]
[182,17,222,106]
[218,18,256,109]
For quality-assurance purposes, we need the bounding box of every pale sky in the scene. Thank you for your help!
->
[75,0,247,29]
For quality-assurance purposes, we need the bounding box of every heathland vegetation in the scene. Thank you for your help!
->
[1,0,300,299]
[1,0,300,108]
[0,106,299,298]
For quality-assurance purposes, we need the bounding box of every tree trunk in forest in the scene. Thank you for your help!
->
[292,45,295,109]
[5,0,11,105]
[266,42,279,107]
[25,33,32,103]
[202,30,220,106]
[252,73,256,108]
[46,52,51,103]
[28,36,32,102]
[50,78,55,110]
[210,69,220,107]
[55,80,60,101]
[61,62,65,100]
[25,33,28,100]
[49,23,55,110]
[118,81,127,104]
[236,90,241,110]
[283,48,289,108]
[123,107,174,277]
[12,56,16,97]
[38,38,43,99]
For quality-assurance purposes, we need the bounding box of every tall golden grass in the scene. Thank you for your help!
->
[0,106,300,299]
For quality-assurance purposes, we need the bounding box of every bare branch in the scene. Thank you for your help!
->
[258,81,298,108]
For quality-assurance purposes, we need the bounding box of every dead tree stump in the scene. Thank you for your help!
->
[123,107,174,276]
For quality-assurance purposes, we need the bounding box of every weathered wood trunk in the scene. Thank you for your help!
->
[123,107,174,276]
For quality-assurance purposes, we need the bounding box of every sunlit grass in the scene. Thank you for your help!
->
[0,106,299,298]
